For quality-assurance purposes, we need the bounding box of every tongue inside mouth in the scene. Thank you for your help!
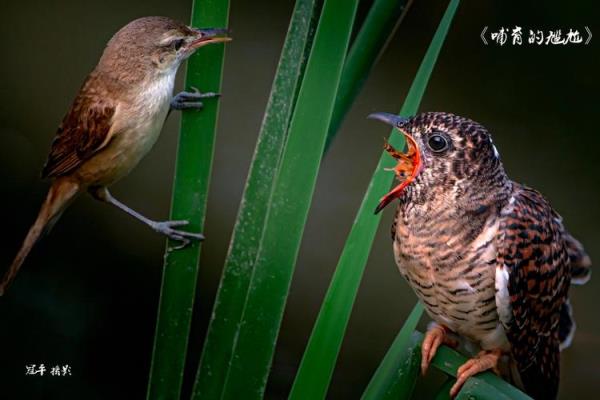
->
[375,132,421,214]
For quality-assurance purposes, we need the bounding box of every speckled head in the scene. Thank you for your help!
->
[369,112,506,213]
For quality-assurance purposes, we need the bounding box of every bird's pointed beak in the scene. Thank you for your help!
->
[368,112,422,214]
[188,27,232,49]
[367,112,409,127]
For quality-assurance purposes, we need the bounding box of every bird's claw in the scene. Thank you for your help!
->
[170,88,220,110]
[449,349,502,398]
[152,220,205,248]
[421,323,458,375]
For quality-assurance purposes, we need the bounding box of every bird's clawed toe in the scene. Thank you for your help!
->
[152,220,205,247]
[170,88,220,110]
[421,324,457,375]
[449,349,502,398]
[189,87,220,98]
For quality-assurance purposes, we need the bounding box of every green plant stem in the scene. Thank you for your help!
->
[428,337,532,400]
[191,0,319,398]
[216,0,359,397]
[360,303,423,400]
[366,328,531,400]
[195,0,412,395]
[325,0,413,151]
[288,1,460,398]
[145,1,229,398]
[435,378,457,400]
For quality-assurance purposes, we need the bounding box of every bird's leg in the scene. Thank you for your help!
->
[170,87,220,111]
[449,349,503,398]
[90,187,204,248]
[421,323,458,375]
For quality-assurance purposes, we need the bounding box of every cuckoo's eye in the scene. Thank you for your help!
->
[427,134,449,152]
[172,39,185,51]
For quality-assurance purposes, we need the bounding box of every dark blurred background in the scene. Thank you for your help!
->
[0,0,598,398]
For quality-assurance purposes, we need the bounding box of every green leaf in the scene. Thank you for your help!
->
[455,379,513,400]
[360,303,424,400]
[429,341,532,400]
[215,0,360,397]
[191,0,319,398]
[289,1,460,397]
[435,378,457,400]
[325,0,412,151]
[145,1,230,399]
[365,329,532,400]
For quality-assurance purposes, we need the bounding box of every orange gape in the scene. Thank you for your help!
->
[375,130,421,214]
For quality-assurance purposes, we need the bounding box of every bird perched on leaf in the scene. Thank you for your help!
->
[0,17,231,295]
[369,111,591,399]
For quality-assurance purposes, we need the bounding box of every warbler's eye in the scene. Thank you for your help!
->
[172,39,185,51]
[427,134,449,152]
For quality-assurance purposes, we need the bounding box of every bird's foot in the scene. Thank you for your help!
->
[449,349,502,398]
[151,220,205,249]
[421,323,458,375]
[170,87,220,110]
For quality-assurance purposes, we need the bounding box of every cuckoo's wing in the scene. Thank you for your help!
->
[496,184,570,400]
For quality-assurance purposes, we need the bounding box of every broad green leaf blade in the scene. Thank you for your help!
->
[325,0,413,151]
[289,1,460,397]
[218,0,359,397]
[360,303,423,400]
[429,342,532,400]
[435,378,456,400]
[146,1,229,398]
[366,329,531,400]
[191,0,319,398]
[455,379,514,400]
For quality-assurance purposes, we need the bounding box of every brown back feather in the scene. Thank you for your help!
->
[497,184,571,399]
[42,74,116,178]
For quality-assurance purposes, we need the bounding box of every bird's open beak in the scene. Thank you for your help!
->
[368,112,422,214]
[188,28,232,49]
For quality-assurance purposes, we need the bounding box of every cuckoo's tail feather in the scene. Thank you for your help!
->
[518,337,560,400]
[558,299,576,351]
[565,233,591,285]
[0,178,79,296]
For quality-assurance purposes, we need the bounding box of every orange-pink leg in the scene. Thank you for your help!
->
[449,349,503,398]
[421,323,458,375]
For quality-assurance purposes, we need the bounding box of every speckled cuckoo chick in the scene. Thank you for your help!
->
[369,111,591,399]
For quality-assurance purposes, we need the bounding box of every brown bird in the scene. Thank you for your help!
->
[369,112,591,399]
[0,17,231,295]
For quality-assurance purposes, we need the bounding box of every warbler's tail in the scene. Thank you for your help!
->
[0,178,80,295]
